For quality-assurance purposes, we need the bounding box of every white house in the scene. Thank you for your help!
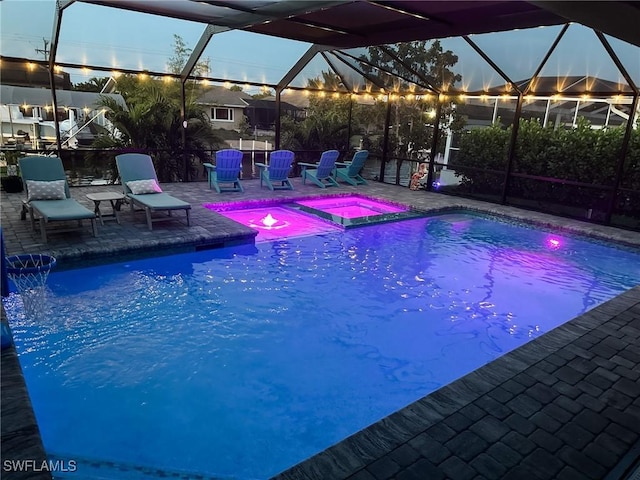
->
[0,85,125,149]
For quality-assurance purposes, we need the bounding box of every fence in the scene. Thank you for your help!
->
[2,145,639,231]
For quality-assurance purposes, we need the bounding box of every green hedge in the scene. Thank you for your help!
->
[453,118,640,215]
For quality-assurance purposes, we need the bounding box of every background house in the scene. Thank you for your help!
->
[0,85,125,149]
[1,61,72,90]
[196,86,252,131]
[244,96,304,131]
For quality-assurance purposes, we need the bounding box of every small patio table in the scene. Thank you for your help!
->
[86,192,126,225]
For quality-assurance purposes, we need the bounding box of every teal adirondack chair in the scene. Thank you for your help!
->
[255,150,295,190]
[335,150,369,185]
[299,150,340,188]
[203,149,244,193]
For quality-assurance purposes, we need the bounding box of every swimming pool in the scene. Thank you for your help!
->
[4,212,640,479]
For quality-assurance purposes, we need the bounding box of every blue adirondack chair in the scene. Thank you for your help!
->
[335,150,369,185]
[203,149,244,193]
[255,150,295,190]
[299,150,340,188]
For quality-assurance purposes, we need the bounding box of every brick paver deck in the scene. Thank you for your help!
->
[2,178,639,480]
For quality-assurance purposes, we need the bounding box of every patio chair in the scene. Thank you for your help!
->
[255,150,295,190]
[203,149,244,193]
[335,150,369,186]
[299,150,340,188]
[115,153,191,230]
[18,156,97,243]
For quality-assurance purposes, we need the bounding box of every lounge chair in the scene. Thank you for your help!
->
[203,149,244,193]
[335,150,369,186]
[18,156,97,243]
[115,153,191,230]
[255,150,295,190]
[299,150,340,188]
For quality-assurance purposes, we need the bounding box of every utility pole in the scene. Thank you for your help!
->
[35,38,50,59]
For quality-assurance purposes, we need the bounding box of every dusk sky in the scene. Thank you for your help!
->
[1,0,637,92]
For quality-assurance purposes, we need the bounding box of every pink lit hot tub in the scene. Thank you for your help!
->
[294,195,407,219]
[213,205,342,242]
[206,195,423,242]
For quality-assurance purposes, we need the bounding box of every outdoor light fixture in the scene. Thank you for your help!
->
[374,3,430,21]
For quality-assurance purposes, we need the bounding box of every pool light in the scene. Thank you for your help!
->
[261,213,278,228]
[547,237,561,249]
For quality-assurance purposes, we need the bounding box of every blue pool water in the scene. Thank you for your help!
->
[4,213,640,479]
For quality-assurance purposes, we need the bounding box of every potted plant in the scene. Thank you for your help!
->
[1,152,24,193]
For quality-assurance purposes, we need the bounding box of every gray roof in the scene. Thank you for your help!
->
[197,86,252,107]
[0,85,126,109]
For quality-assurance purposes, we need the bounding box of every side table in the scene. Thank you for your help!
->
[86,192,126,225]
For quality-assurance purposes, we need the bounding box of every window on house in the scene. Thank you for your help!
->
[19,105,34,118]
[212,107,233,122]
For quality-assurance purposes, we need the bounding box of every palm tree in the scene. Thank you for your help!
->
[92,76,223,182]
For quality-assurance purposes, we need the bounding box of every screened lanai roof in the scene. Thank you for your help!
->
[76,1,640,49]
[1,1,639,97]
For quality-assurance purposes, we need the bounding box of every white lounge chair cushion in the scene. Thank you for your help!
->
[127,179,163,194]
[26,179,66,201]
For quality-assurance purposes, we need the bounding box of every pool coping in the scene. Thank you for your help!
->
[1,309,51,480]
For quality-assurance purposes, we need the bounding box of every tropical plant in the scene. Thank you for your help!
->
[454,123,510,195]
[357,40,464,158]
[91,75,223,182]
[280,73,353,154]
[88,34,224,182]
[73,77,110,92]
[281,41,465,163]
